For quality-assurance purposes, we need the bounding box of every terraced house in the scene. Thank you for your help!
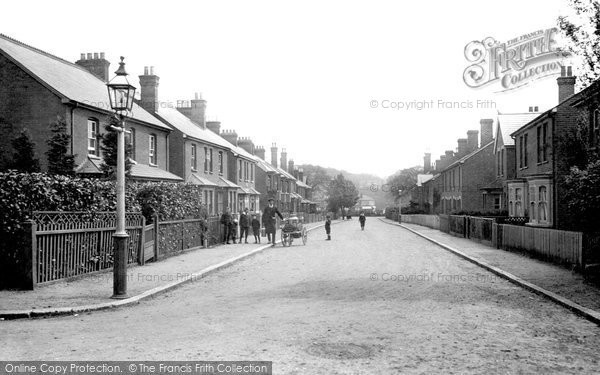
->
[0,34,181,182]
[508,67,600,229]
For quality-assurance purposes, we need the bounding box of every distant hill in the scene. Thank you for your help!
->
[298,164,395,210]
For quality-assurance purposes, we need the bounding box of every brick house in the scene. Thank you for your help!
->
[136,74,244,216]
[0,34,180,181]
[507,66,593,228]
[437,120,496,214]
[219,131,260,214]
[490,112,539,212]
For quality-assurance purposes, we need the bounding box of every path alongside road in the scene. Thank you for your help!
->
[2,219,600,374]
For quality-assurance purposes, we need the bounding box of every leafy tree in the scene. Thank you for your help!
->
[564,160,600,232]
[385,167,420,202]
[10,129,40,172]
[100,115,132,178]
[326,173,359,214]
[559,0,600,86]
[46,116,75,176]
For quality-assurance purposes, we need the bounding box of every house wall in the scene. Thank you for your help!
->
[461,143,495,212]
[0,53,65,170]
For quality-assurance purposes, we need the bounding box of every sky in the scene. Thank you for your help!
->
[1,0,576,178]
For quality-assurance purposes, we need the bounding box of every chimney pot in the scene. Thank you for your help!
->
[87,53,92,60]
[144,66,148,75]
[94,52,99,59]
[80,53,85,60]
[150,66,154,75]
[567,66,572,76]
[100,52,105,59]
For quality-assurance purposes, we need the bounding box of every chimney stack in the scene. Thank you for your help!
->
[438,155,448,171]
[190,92,207,128]
[238,137,255,155]
[254,145,266,160]
[138,65,160,113]
[480,118,494,146]
[76,52,110,82]
[557,66,576,103]
[206,121,221,135]
[280,148,288,172]
[467,130,479,151]
[221,129,238,146]
[423,153,431,173]
[271,143,278,168]
[298,168,304,182]
[288,159,295,175]
[457,138,468,156]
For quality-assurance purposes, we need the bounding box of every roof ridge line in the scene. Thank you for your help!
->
[0,33,99,76]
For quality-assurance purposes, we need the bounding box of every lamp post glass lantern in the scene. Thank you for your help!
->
[107,56,136,299]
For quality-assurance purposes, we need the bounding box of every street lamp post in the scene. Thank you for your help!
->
[107,57,136,299]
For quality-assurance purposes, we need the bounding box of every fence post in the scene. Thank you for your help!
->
[492,222,498,248]
[153,214,159,261]
[16,220,37,290]
[138,216,146,265]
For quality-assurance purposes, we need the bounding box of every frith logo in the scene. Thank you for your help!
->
[463,27,571,92]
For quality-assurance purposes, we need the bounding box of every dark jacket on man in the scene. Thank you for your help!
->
[263,205,283,232]
[240,213,249,228]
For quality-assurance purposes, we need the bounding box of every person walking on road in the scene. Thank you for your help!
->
[220,208,232,244]
[251,214,261,244]
[359,212,366,231]
[263,198,283,247]
[325,215,331,240]
[239,208,250,244]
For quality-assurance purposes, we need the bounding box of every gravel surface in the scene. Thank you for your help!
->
[2,219,600,374]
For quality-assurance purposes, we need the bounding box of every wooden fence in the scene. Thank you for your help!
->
[494,223,583,267]
[403,213,583,267]
[400,215,440,230]
[16,210,326,289]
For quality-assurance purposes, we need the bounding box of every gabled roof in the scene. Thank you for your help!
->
[0,34,169,130]
[296,180,311,189]
[156,107,233,150]
[75,156,182,181]
[443,141,494,172]
[416,174,434,186]
[254,156,279,173]
[495,113,540,147]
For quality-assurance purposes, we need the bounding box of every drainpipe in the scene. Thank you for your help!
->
[69,104,77,155]
[551,110,557,228]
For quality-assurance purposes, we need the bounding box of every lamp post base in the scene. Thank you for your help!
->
[111,233,129,299]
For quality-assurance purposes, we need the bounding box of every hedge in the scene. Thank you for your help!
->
[0,171,207,288]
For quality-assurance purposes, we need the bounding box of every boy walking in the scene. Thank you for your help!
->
[325,215,331,240]
[251,214,261,244]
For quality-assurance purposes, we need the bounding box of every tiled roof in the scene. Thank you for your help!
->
[296,180,311,189]
[416,174,434,186]
[186,173,218,187]
[75,156,182,181]
[218,176,240,189]
[0,34,169,130]
[156,107,233,150]
[254,156,278,173]
[444,141,494,171]
[496,113,540,147]
[130,164,183,181]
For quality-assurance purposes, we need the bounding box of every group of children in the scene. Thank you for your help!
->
[324,211,366,240]
[221,209,263,244]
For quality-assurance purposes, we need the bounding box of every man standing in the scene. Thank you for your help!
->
[359,211,366,231]
[263,198,283,246]
[239,208,250,244]
[220,208,232,244]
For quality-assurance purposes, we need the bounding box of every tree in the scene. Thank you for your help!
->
[46,116,75,176]
[100,115,133,178]
[564,160,600,232]
[326,173,359,214]
[385,167,420,202]
[10,129,40,172]
[559,0,600,87]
